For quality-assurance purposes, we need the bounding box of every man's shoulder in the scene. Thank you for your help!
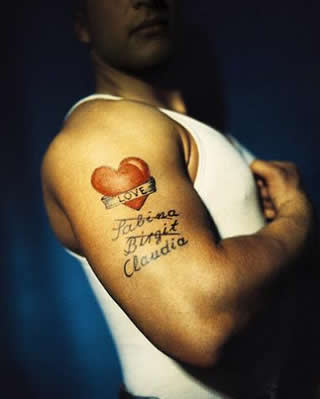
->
[64,97,176,136]
[41,98,182,191]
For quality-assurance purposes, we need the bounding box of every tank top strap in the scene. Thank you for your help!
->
[65,93,122,120]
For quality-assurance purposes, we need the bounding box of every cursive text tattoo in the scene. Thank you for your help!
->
[111,209,188,278]
[112,209,179,241]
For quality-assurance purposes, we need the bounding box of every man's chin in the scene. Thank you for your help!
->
[127,44,175,74]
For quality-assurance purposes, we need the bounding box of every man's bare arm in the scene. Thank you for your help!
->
[41,100,315,367]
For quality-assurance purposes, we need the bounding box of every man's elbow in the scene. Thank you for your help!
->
[163,313,234,368]
[177,339,222,368]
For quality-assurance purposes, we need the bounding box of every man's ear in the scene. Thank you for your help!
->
[73,10,91,45]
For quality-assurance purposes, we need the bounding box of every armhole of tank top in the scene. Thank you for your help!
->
[159,109,205,190]
[184,123,204,189]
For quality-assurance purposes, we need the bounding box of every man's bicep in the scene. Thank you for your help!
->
[57,132,218,286]
[44,119,224,365]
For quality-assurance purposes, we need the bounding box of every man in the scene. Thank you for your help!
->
[41,0,316,398]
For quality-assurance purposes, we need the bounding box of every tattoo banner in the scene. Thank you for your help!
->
[101,177,156,209]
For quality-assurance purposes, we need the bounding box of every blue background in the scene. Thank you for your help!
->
[3,1,319,397]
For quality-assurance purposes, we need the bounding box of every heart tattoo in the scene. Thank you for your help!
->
[91,157,156,210]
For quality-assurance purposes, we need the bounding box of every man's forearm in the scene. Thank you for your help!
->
[211,199,313,330]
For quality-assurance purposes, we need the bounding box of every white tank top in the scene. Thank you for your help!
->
[65,94,291,398]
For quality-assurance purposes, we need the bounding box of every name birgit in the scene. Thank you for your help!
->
[123,236,188,278]
[102,177,156,209]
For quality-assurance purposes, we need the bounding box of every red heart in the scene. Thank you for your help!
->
[91,157,151,210]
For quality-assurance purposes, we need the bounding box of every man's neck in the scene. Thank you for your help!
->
[93,52,186,114]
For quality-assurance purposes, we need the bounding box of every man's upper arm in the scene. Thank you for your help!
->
[42,100,230,366]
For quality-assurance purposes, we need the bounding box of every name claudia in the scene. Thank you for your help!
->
[123,236,188,278]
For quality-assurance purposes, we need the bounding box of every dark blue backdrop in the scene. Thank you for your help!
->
[3,1,319,398]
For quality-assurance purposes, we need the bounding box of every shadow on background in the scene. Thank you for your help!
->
[2,0,319,398]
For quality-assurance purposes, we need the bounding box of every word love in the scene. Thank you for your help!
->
[123,237,188,278]
[112,209,179,241]
[102,178,156,210]
[91,157,156,210]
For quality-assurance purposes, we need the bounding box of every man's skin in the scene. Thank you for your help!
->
[42,0,316,385]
